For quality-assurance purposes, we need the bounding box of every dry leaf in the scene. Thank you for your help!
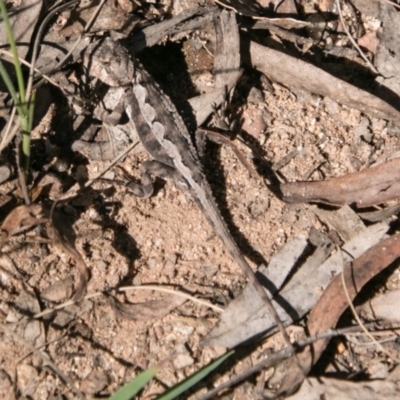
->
[108,293,186,321]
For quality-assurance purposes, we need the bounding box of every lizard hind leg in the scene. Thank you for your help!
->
[126,160,182,199]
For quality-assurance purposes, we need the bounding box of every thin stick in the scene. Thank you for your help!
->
[118,285,224,312]
[16,283,223,322]
[336,0,379,74]
[339,247,399,361]
[0,49,72,89]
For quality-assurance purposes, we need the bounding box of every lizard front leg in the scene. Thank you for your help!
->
[125,160,183,199]
[72,91,134,161]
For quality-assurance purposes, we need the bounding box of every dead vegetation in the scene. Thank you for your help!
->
[1,0,400,398]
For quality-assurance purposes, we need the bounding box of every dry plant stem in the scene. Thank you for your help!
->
[17,284,222,322]
[338,248,399,361]
[346,335,399,346]
[17,146,30,204]
[0,50,63,89]
[118,285,224,312]
[0,322,85,399]
[336,0,379,74]
[29,295,98,320]
[345,326,400,337]
[211,0,237,13]
[201,42,214,58]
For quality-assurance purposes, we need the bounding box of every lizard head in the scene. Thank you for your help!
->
[84,37,134,87]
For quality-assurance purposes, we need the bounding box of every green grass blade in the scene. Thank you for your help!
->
[155,350,234,400]
[0,0,26,112]
[0,60,23,114]
[21,90,35,172]
[27,89,35,131]
[109,365,160,400]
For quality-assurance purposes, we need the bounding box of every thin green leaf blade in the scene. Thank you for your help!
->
[0,0,26,110]
[109,365,160,400]
[155,350,234,400]
[0,60,19,107]
[21,90,35,173]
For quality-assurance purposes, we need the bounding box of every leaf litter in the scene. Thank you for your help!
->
[1,0,400,398]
